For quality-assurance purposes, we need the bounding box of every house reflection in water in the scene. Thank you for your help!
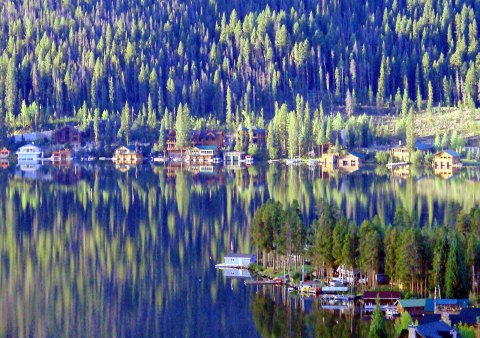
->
[51,164,82,185]
[15,161,52,181]
[434,167,460,180]
[0,159,9,169]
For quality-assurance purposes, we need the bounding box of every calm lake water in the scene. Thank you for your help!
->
[0,162,479,337]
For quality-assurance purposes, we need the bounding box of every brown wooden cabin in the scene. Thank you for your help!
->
[53,126,82,146]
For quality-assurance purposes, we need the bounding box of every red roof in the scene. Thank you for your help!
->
[363,291,401,300]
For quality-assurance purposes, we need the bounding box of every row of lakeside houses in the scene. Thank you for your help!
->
[390,141,462,169]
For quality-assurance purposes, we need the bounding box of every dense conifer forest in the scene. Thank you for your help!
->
[0,0,479,142]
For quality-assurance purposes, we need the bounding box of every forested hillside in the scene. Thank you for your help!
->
[0,0,479,135]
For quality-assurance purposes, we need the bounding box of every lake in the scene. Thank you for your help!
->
[0,162,479,337]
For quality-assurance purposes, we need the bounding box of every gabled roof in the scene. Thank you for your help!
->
[435,149,461,157]
[348,151,366,159]
[415,321,452,338]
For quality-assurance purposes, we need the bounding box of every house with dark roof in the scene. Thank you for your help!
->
[363,291,401,313]
[53,125,82,147]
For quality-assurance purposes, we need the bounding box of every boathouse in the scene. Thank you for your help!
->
[363,291,401,312]
[186,146,218,164]
[223,151,246,163]
[16,144,42,161]
[433,150,462,169]
[52,149,73,162]
[223,254,256,267]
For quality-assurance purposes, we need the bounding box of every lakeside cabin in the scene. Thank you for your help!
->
[186,146,218,164]
[53,125,82,148]
[52,149,73,162]
[114,146,143,164]
[0,147,10,159]
[16,144,42,161]
[433,150,462,169]
[337,152,365,171]
[396,299,430,316]
[390,145,410,162]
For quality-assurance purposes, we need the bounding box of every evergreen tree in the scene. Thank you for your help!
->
[445,233,469,298]
[346,89,353,116]
[427,81,433,114]
[93,108,100,146]
[406,108,416,153]
[288,111,299,159]
[434,131,441,150]
[401,87,409,117]
[175,103,191,148]
[118,101,131,144]
[369,297,387,338]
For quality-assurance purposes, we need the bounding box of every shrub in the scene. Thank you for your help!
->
[375,150,389,164]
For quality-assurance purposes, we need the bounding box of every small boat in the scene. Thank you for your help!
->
[245,155,254,164]
[87,156,96,161]
[287,287,295,292]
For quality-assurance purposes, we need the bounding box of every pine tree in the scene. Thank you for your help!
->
[93,108,100,146]
[369,297,387,338]
[118,101,131,144]
[445,233,469,298]
[226,85,233,130]
[147,94,157,129]
[288,111,299,159]
[376,57,386,108]
[401,87,409,117]
[346,89,353,116]
[175,103,191,148]
[406,108,415,153]
[154,119,166,155]
[4,60,17,118]
[266,122,278,160]
[434,131,441,150]
[416,85,422,111]
[427,81,433,114]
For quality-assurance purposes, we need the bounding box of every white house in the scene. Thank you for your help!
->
[16,144,42,161]
[223,254,256,267]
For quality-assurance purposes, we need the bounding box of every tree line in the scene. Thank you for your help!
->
[0,0,479,141]
[252,199,480,298]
